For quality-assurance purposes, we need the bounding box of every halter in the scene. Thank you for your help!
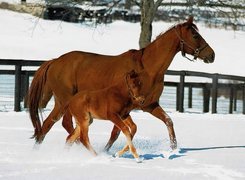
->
[174,25,209,61]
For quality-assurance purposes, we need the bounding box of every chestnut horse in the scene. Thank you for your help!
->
[28,17,215,151]
[65,70,144,161]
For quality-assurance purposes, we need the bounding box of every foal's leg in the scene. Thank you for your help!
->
[78,116,97,156]
[62,111,74,134]
[66,125,80,146]
[115,116,138,155]
[150,106,177,150]
[104,125,120,151]
[104,115,137,151]
[109,114,139,160]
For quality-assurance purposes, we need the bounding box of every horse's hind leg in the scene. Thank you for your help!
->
[40,84,53,108]
[36,102,63,144]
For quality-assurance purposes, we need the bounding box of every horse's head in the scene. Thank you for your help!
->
[175,16,215,63]
[126,70,145,105]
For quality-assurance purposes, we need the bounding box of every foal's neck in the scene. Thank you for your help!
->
[113,79,133,100]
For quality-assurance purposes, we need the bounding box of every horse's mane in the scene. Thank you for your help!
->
[155,21,199,40]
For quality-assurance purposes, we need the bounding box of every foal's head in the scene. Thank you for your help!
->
[126,70,145,105]
[175,16,215,63]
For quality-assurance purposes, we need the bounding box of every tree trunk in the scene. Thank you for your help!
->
[139,0,163,49]
[139,0,154,49]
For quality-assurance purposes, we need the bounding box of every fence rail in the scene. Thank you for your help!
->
[0,59,245,114]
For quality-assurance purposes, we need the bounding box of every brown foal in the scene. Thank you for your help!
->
[65,70,145,161]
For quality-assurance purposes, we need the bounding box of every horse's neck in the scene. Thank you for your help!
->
[142,28,179,76]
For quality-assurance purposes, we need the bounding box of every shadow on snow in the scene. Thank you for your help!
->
[116,145,245,161]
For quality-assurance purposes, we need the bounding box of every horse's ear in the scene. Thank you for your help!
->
[186,16,194,25]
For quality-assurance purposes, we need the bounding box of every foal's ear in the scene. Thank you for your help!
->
[127,70,138,78]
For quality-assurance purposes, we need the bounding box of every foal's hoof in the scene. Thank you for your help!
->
[113,152,120,158]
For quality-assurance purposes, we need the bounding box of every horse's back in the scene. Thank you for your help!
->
[44,50,141,104]
[50,50,135,73]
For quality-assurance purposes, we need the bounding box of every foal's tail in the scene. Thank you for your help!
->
[27,60,54,139]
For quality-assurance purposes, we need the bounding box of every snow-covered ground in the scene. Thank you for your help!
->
[0,111,244,180]
[0,9,245,180]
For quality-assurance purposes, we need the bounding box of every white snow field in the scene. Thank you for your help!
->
[0,8,245,180]
[0,111,244,180]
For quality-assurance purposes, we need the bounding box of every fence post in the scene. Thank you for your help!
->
[233,86,237,112]
[203,84,210,113]
[188,85,192,108]
[178,72,185,112]
[211,74,218,113]
[176,86,179,111]
[243,83,245,114]
[229,86,234,114]
[14,64,22,112]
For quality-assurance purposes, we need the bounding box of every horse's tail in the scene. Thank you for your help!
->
[27,60,54,139]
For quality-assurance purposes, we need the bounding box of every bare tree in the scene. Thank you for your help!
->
[139,0,163,48]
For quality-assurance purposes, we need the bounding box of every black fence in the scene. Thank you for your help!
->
[0,59,245,114]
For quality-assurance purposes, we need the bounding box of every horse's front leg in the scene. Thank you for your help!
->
[148,105,177,150]
[104,115,137,151]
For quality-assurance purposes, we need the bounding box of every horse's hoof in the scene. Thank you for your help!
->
[32,142,41,150]
[135,157,143,163]
[170,140,177,150]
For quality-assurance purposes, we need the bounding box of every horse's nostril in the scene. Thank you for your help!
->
[206,52,215,63]
[212,53,215,61]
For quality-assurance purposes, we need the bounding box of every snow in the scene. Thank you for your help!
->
[0,9,245,180]
[0,111,244,180]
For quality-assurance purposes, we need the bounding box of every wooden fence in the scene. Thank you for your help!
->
[0,59,245,114]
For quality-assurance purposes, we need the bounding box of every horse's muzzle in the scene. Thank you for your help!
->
[204,52,215,63]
